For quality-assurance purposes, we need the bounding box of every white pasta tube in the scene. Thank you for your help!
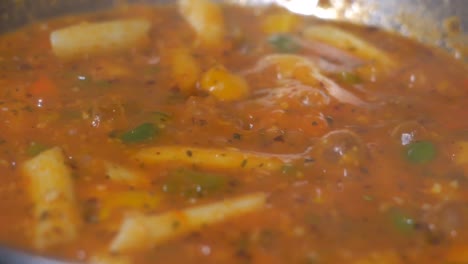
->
[21,147,80,250]
[50,19,151,59]
[133,146,286,171]
[303,25,395,67]
[104,162,145,185]
[110,192,267,253]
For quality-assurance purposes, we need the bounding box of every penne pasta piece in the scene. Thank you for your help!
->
[21,147,80,250]
[99,191,161,221]
[50,19,151,59]
[110,192,267,253]
[177,0,225,47]
[104,162,145,185]
[303,25,395,67]
[133,146,285,171]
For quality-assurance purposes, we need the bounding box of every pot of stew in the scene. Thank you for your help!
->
[0,0,467,263]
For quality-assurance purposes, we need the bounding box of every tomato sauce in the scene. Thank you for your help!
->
[0,2,467,263]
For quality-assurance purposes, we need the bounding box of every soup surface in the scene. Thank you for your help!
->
[0,1,467,263]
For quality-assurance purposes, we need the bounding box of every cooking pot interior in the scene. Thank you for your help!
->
[0,0,466,263]
[1,0,466,59]
[1,0,466,38]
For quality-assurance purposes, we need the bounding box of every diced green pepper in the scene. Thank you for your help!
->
[258,229,277,248]
[235,233,251,257]
[166,92,186,103]
[232,133,242,140]
[339,71,362,85]
[405,141,436,164]
[74,74,94,88]
[120,123,157,143]
[61,110,82,120]
[27,142,48,157]
[145,66,159,75]
[268,34,299,53]
[305,212,321,225]
[388,208,415,235]
[163,169,227,198]
[94,80,112,88]
[281,164,296,175]
[305,255,319,264]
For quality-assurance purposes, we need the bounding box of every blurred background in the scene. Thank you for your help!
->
[0,0,466,58]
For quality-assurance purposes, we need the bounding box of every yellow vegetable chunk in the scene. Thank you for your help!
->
[110,192,267,253]
[133,146,285,171]
[22,147,80,250]
[262,11,300,34]
[177,0,225,47]
[200,66,250,101]
[169,48,201,94]
[50,19,151,59]
[258,54,320,85]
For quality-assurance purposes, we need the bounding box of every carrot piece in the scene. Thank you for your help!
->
[28,75,58,98]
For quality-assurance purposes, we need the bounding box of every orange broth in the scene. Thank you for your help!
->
[0,2,467,263]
